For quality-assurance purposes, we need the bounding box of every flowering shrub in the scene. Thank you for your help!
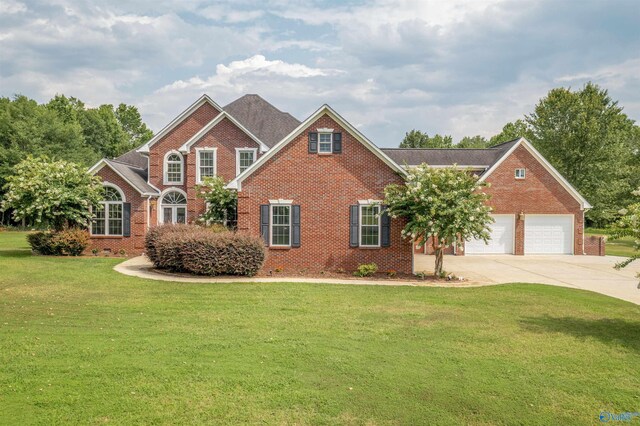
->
[1,156,103,231]
[384,164,493,276]
[196,176,237,227]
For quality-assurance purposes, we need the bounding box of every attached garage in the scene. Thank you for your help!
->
[524,215,573,254]
[466,214,515,254]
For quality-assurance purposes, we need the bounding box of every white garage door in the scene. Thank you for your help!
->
[466,214,515,254]
[524,215,573,254]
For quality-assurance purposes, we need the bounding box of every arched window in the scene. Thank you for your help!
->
[92,185,124,236]
[164,152,183,184]
[160,190,187,224]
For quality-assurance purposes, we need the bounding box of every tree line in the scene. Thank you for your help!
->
[0,94,153,225]
[400,83,640,226]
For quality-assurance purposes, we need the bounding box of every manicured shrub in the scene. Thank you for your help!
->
[354,263,378,277]
[150,225,265,276]
[144,224,194,265]
[51,228,90,256]
[181,232,265,277]
[27,231,56,255]
[27,228,89,256]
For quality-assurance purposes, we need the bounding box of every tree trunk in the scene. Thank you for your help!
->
[434,247,444,277]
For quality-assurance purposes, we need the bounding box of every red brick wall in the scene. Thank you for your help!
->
[237,114,413,274]
[479,144,585,255]
[185,117,263,223]
[584,235,606,256]
[148,102,220,226]
[88,166,147,255]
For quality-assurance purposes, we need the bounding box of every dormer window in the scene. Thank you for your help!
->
[318,133,332,153]
[164,151,184,184]
[515,168,526,179]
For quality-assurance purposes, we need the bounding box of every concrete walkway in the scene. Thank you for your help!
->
[415,254,640,305]
[114,256,480,287]
[115,255,640,305]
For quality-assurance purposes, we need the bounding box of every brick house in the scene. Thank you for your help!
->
[88,94,598,274]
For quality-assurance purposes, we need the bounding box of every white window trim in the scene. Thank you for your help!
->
[195,147,217,184]
[90,183,125,236]
[359,203,381,248]
[157,188,188,225]
[515,168,526,179]
[163,150,184,185]
[318,132,333,154]
[269,202,292,247]
[235,148,258,176]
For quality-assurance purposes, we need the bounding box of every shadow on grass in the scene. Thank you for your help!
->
[0,249,32,258]
[520,315,640,353]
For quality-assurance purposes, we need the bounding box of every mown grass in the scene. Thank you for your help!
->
[586,227,636,258]
[1,231,639,425]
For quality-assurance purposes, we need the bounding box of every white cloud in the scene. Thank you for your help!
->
[0,0,27,14]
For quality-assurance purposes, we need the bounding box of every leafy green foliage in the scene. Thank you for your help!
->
[611,188,640,287]
[400,130,453,148]
[488,119,532,147]
[526,83,639,226]
[457,135,488,148]
[0,94,152,222]
[1,156,103,231]
[354,263,378,277]
[196,176,237,227]
[384,165,493,275]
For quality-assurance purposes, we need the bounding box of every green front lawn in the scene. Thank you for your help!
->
[1,232,638,425]
[586,227,636,257]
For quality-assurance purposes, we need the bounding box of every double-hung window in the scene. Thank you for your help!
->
[318,133,332,153]
[360,204,381,247]
[92,186,123,236]
[164,152,183,184]
[270,204,291,247]
[196,148,216,183]
[236,148,256,176]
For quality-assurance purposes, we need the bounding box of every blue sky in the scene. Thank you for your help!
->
[1,0,638,147]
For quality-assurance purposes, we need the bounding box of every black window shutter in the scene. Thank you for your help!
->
[260,205,270,245]
[308,132,318,153]
[349,205,359,247]
[291,205,301,248]
[122,203,131,237]
[333,132,342,153]
[381,205,391,247]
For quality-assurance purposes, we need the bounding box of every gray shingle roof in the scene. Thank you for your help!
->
[224,94,300,148]
[381,138,520,170]
[105,159,158,195]
[114,149,148,169]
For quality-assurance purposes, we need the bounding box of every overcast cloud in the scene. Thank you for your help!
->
[1,0,638,146]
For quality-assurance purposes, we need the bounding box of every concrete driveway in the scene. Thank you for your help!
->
[414,254,640,305]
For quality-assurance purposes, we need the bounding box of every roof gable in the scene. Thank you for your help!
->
[178,111,269,153]
[227,104,406,191]
[137,94,223,153]
[479,137,591,209]
[223,94,300,148]
[88,159,159,196]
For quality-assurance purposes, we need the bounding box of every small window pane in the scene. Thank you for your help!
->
[319,133,332,153]
[163,207,172,224]
[360,205,380,246]
[515,168,526,179]
[176,207,186,224]
[271,205,291,246]
[199,151,215,180]
[239,151,255,173]
[108,203,123,235]
[92,204,106,235]
[104,187,122,201]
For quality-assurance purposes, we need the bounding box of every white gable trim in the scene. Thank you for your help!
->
[137,94,223,154]
[227,104,406,191]
[88,159,158,196]
[178,111,269,154]
[479,138,592,210]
